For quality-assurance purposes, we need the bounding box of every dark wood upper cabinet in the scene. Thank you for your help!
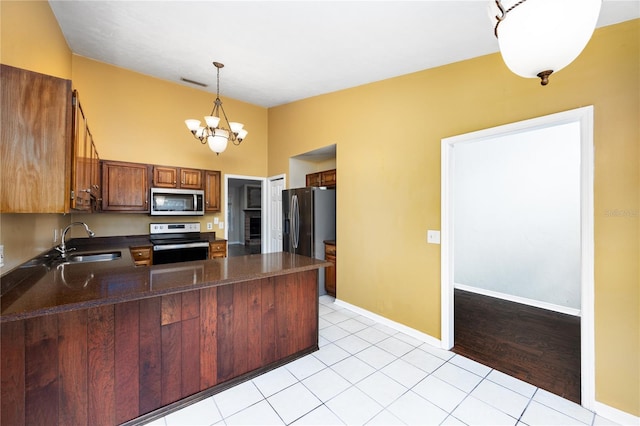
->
[71,91,100,212]
[204,170,221,212]
[1,64,72,213]
[306,169,336,188]
[101,160,149,212]
[153,166,203,190]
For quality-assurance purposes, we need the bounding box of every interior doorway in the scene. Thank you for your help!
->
[225,175,265,257]
[441,106,595,409]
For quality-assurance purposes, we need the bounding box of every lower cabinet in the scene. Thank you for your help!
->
[130,246,152,266]
[324,241,336,297]
[0,271,318,425]
[209,240,227,258]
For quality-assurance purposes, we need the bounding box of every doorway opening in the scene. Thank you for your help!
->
[441,106,595,409]
[226,175,265,257]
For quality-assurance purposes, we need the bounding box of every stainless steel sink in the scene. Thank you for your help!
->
[66,251,122,263]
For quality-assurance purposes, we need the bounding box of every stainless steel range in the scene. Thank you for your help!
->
[149,222,209,265]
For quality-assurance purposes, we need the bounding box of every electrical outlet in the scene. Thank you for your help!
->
[0,245,4,267]
[206,222,213,230]
[53,228,58,243]
[427,230,441,244]
[218,221,224,229]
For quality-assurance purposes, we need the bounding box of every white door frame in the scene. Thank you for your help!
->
[266,174,286,253]
[224,174,267,252]
[440,106,595,409]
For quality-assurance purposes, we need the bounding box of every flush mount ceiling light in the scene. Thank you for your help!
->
[490,0,602,86]
[185,62,247,155]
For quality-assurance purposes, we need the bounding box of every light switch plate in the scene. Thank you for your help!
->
[214,217,219,224]
[427,230,441,244]
[218,221,224,229]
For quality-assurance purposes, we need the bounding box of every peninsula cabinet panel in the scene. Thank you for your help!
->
[58,310,89,426]
[114,301,140,424]
[101,160,150,212]
[87,306,116,426]
[0,271,318,425]
[1,321,25,426]
[0,64,72,213]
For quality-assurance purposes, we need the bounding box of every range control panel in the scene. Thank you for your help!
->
[150,222,201,235]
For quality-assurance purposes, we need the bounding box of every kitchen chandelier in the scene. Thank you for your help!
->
[489,0,602,86]
[185,62,247,155]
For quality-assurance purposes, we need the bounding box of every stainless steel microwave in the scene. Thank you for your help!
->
[150,188,205,216]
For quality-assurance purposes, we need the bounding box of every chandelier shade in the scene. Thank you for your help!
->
[489,0,602,85]
[185,62,247,155]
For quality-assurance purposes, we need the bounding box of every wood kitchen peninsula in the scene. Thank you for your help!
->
[1,251,327,426]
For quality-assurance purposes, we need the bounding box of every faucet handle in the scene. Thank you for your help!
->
[55,246,76,256]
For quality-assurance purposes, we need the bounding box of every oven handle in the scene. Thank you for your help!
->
[153,242,210,251]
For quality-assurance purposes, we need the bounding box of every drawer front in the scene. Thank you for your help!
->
[210,243,226,252]
[209,241,227,258]
[130,246,152,261]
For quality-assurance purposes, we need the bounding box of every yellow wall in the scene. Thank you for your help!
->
[269,20,639,415]
[70,56,268,176]
[0,1,73,270]
[0,0,71,78]
[1,0,638,417]
[68,55,269,237]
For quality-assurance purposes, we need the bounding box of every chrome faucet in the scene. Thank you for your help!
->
[56,222,95,257]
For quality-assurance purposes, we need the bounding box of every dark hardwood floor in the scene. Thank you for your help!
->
[453,289,581,404]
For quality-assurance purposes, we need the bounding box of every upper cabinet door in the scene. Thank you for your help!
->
[1,65,72,213]
[153,166,179,188]
[180,168,203,190]
[153,166,203,189]
[204,170,221,212]
[101,160,149,212]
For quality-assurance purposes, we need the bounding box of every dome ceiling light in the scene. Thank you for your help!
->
[490,0,602,86]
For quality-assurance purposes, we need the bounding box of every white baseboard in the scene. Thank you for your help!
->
[454,283,581,317]
[333,298,442,349]
[594,401,640,425]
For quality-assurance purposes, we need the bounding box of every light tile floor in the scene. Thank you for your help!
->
[145,296,620,426]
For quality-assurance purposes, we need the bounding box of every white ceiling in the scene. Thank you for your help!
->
[49,1,639,108]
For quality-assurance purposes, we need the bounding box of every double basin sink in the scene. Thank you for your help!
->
[20,250,122,268]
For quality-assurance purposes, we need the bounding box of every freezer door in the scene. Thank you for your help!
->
[282,188,313,256]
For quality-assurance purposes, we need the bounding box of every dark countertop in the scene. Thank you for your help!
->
[1,236,329,323]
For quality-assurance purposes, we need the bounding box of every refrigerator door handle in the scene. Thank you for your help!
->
[292,194,299,249]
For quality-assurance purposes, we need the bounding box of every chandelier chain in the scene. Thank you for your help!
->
[494,0,528,38]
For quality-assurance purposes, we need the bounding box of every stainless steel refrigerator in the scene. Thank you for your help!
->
[283,186,336,295]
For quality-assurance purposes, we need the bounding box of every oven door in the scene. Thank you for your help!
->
[152,242,209,265]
